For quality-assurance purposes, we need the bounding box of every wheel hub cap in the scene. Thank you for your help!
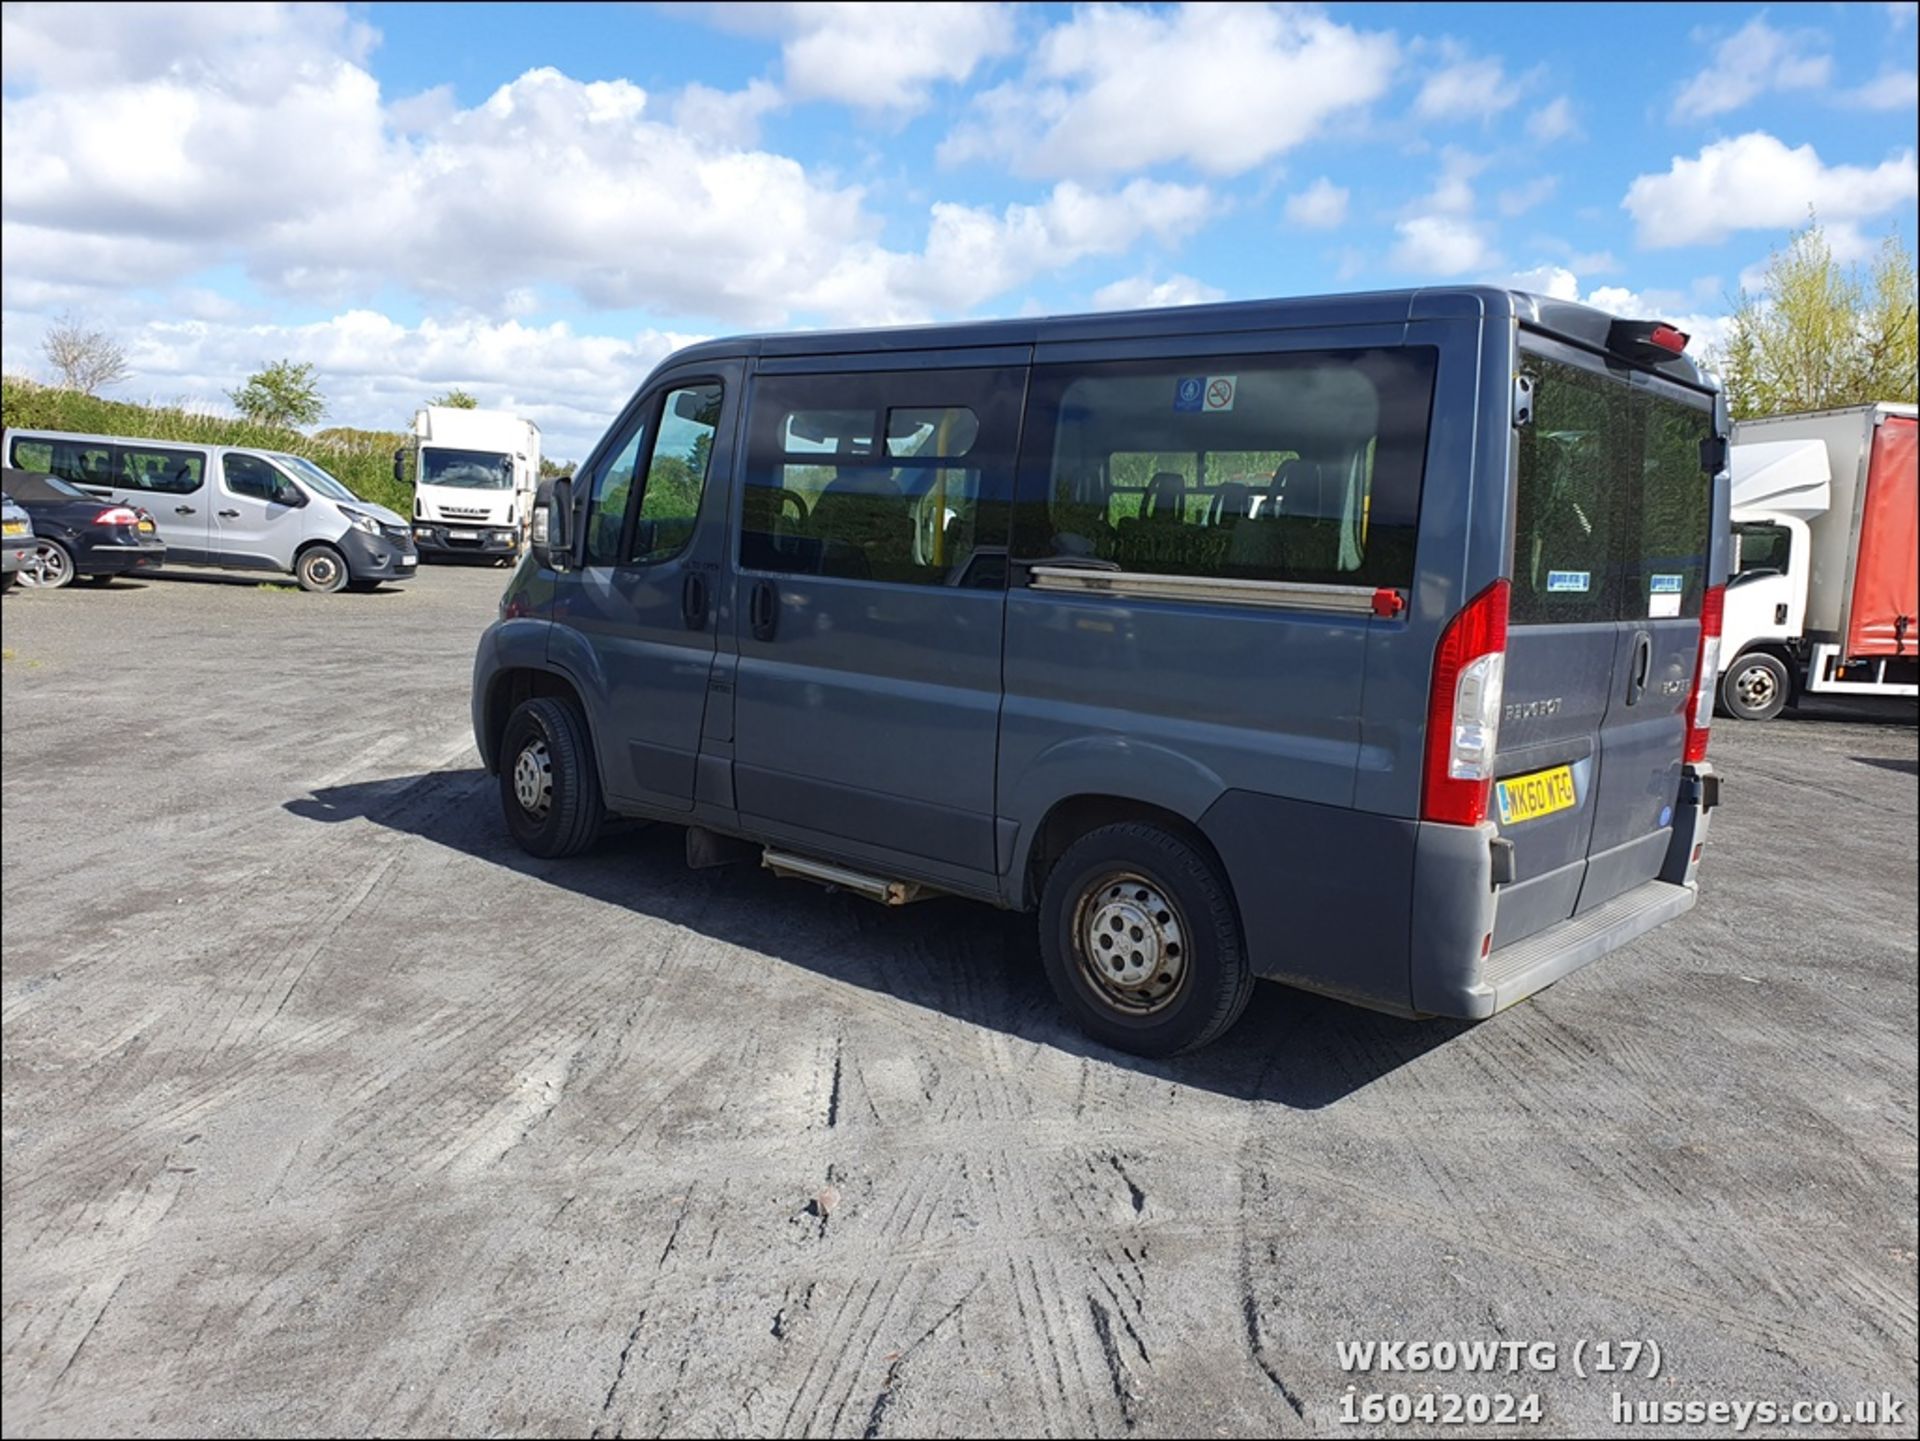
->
[1075,872,1187,1013]
[1736,665,1776,708]
[513,740,553,818]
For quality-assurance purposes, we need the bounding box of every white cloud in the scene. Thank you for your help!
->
[0,10,1212,334]
[1674,16,1832,120]
[1090,273,1226,311]
[941,4,1397,178]
[1415,43,1521,121]
[1842,70,1919,110]
[1391,215,1497,276]
[671,80,783,148]
[1525,96,1580,144]
[1624,132,1918,248]
[1284,178,1349,229]
[1497,176,1558,218]
[773,2,1017,113]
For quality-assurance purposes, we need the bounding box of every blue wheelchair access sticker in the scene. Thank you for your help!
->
[1174,377,1205,412]
[1650,574,1684,593]
[1546,570,1590,592]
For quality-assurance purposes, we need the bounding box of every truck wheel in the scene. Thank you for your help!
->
[1037,822,1254,1057]
[1720,651,1790,722]
[294,544,349,594]
[500,697,604,858]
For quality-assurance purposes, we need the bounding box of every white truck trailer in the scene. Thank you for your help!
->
[397,405,541,562]
[1720,402,1918,720]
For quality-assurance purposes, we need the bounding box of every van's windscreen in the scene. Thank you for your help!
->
[275,453,360,502]
[422,448,512,490]
[1009,348,1437,589]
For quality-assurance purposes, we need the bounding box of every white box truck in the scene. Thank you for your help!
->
[397,406,541,561]
[1720,402,1918,720]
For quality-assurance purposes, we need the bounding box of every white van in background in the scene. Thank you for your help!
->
[0,428,417,593]
[399,406,541,561]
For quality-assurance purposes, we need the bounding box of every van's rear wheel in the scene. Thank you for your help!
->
[500,697,604,858]
[1720,651,1790,722]
[1038,822,1253,1056]
[295,544,349,594]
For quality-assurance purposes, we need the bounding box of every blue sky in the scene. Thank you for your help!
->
[2,2,1915,458]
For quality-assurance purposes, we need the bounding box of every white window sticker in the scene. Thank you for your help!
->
[1203,375,1237,412]
[1546,570,1589,593]
[1649,572,1683,618]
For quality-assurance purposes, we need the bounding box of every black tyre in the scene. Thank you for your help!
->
[346,577,383,594]
[1719,650,1790,722]
[19,539,75,590]
[1037,822,1253,1056]
[294,544,349,594]
[500,696,604,858]
[0,571,13,592]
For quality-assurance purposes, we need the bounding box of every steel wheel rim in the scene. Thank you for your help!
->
[513,738,553,818]
[1735,663,1777,710]
[304,552,341,589]
[1072,870,1188,1014]
[23,543,69,588]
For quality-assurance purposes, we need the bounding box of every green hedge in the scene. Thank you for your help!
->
[1,377,412,513]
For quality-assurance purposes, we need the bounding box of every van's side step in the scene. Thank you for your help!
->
[762,850,928,906]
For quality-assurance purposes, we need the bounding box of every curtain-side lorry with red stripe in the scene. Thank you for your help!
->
[1721,402,1918,721]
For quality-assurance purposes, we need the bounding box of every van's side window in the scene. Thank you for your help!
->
[739,368,1022,587]
[630,384,722,565]
[11,437,116,490]
[1009,349,1436,588]
[584,417,649,566]
[116,444,205,495]
[224,454,287,503]
[1512,357,1625,624]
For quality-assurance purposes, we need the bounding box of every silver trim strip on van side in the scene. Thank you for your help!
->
[1028,565,1381,614]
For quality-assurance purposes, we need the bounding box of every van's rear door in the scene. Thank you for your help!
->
[1578,374,1714,913]
[1492,343,1626,946]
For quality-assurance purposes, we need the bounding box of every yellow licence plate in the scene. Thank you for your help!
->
[2,520,24,536]
[1496,765,1577,825]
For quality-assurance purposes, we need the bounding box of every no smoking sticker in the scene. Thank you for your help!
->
[1204,375,1237,412]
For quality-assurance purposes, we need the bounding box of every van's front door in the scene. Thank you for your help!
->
[214,452,307,571]
[556,364,739,811]
[727,359,1027,878]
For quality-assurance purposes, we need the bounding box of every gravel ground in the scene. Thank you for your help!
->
[2,563,1915,1438]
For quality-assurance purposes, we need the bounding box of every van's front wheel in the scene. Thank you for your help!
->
[500,697,604,858]
[1038,823,1253,1056]
[294,544,349,594]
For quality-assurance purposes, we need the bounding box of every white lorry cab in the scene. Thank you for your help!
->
[1723,403,1918,720]
[399,406,542,561]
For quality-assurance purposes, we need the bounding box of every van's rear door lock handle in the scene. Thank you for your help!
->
[175,505,196,515]
[1625,630,1652,705]
[749,578,778,641]
[681,571,708,630]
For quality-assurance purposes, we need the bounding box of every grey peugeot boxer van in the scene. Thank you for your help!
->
[472,287,1729,1056]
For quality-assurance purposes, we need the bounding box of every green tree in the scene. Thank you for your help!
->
[1718,216,1919,419]
[229,359,324,428]
[538,456,575,480]
[430,388,479,409]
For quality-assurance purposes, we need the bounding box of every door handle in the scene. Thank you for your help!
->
[1625,630,1652,706]
[681,571,708,631]
[175,505,197,515]
[749,578,778,641]
[217,509,240,519]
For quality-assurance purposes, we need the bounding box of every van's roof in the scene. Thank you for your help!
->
[668,285,1714,389]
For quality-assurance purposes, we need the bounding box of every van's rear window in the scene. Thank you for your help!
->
[1010,348,1436,589]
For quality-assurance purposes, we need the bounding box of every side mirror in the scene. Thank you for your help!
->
[531,476,574,571]
[277,484,306,509]
[392,447,408,484]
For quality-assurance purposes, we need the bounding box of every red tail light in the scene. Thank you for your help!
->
[1684,584,1725,764]
[94,506,140,526]
[1422,579,1510,826]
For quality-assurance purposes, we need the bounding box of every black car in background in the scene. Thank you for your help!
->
[2,466,166,589]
